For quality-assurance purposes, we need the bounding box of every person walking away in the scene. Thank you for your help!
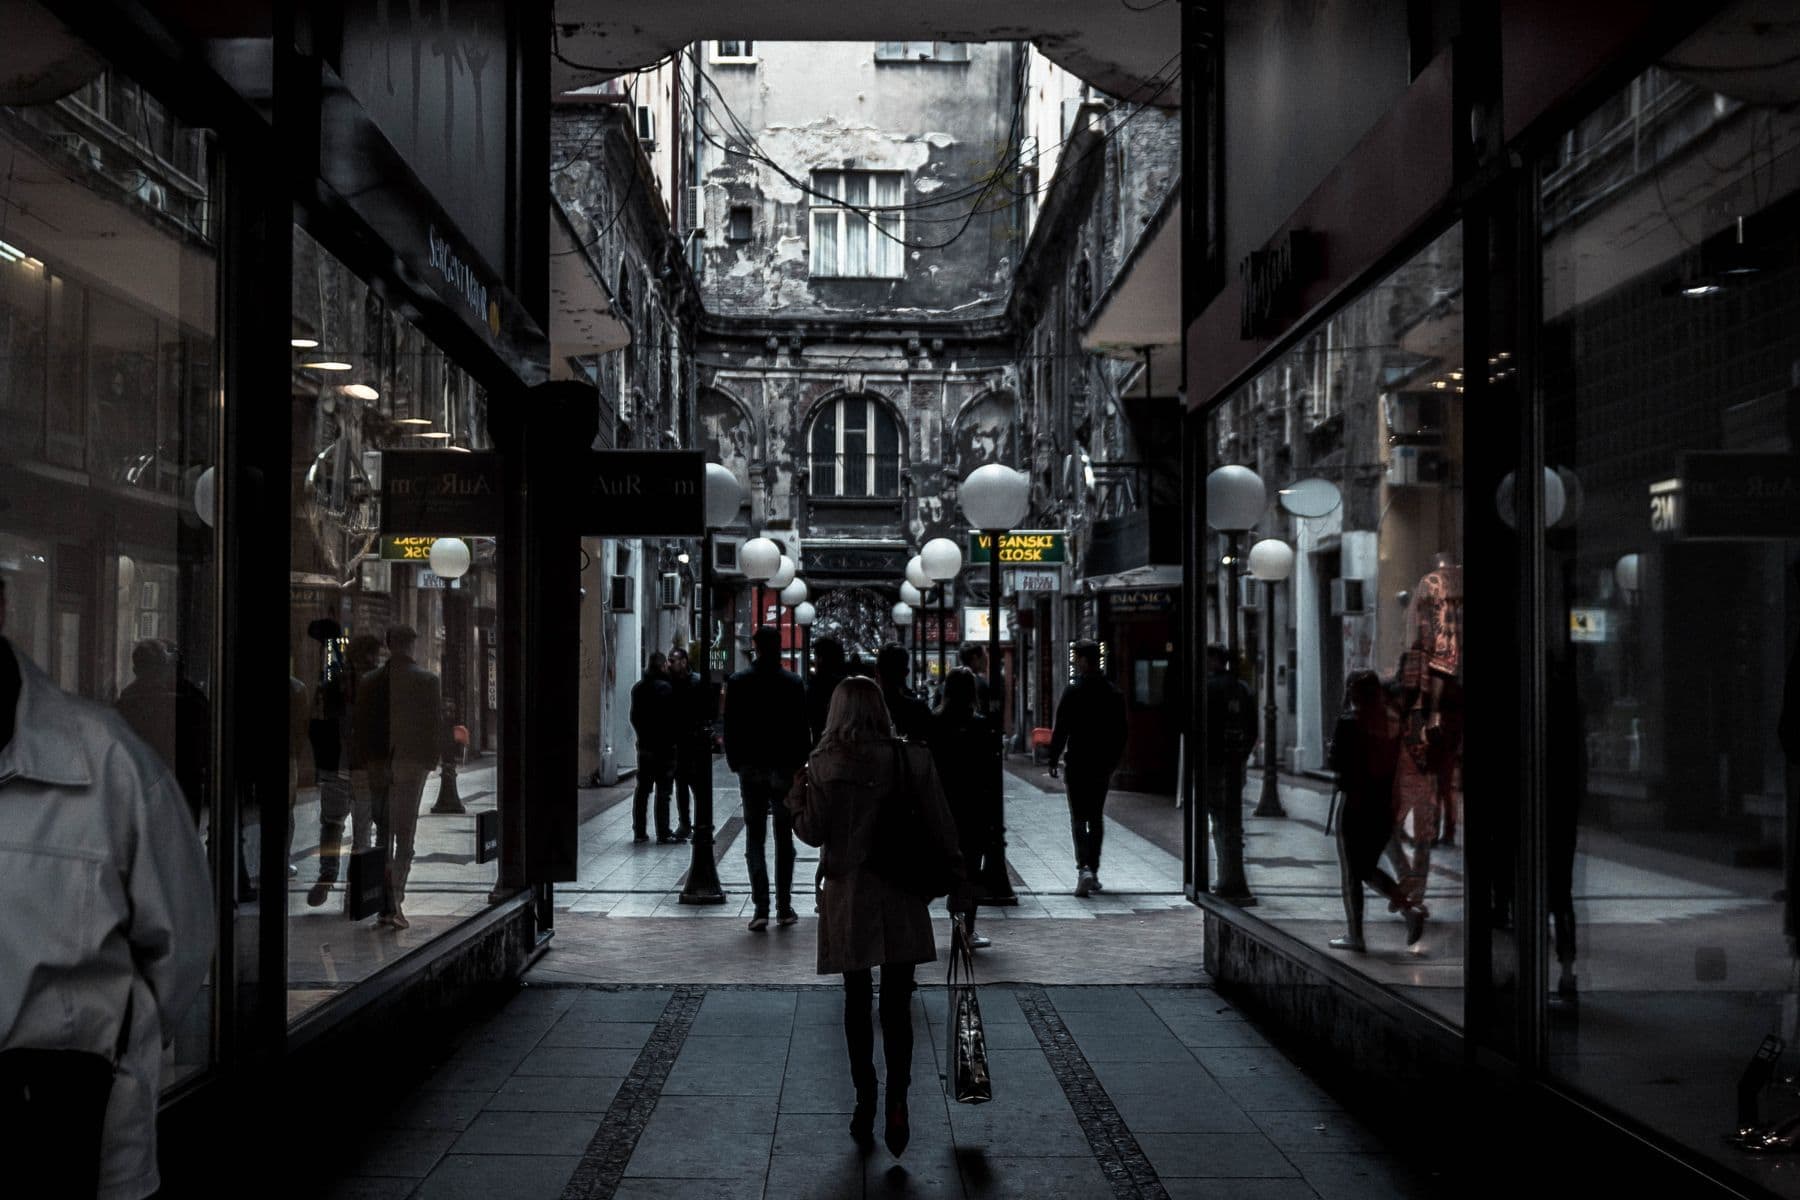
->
[723,626,811,930]
[787,676,968,1156]
[373,625,441,930]
[930,668,996,948]
[1203,644,1257,892]
[959,643,997,720]
[875,642,931,744]
[1047,639,1128,898]
[806,635,849,747]
[310,634,382,907]
[0,576,213,1200]
[666,647,706,841]
[1327,671,1424,951]
[629,651,680,844]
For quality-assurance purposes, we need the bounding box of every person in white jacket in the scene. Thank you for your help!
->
[0,578,214,1199]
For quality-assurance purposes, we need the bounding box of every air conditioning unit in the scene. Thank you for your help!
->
[608,574,634,611]
[1330,578,1367,615]
[1238,574,1261,610]
[712,536,744,575]
[688,185,705,234]
[635,104,656,145]
[658,572,682,608]
[1060,96,1105,142]
[1386,445,1446,487]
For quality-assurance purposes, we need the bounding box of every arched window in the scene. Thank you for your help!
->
[809,395,901,497]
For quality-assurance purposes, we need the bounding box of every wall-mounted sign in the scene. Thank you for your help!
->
[1103,589,1176,621]
[963,606,1014,644]
[1007,569,1060,593]
[381,450,502,535]
[968,530,1067,565]
[1670,453,1800,540]
[475,808,501,864]
[381,535,449,561]
[1569,608,1610,644]
[577,450,705,537]
[1240,229,1321,339]
[1649,477,1681,535]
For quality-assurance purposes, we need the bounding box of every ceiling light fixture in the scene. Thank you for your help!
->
[417,430,452,439]
[301,359,353,371]
[290,337,320,349]
[341,383,380,401]
[394,417,433,426]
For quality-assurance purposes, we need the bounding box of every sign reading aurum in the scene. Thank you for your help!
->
[968,530,1067,565]
[382,450,503,535]
[577,450,705,536]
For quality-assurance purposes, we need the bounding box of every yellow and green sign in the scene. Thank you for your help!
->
[968,530,1066,565]
[381,535,442,562]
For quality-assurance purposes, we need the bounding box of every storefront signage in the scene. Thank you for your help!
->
[963,606,1014,644]
[577,450,705,537]
[475,808,501,865]
[381,450,502,535]
[1240,229,1321,339]
[1104,589,1176,620]
[381,535,447,561]
[1569,608,1610,644]
[968,530,1067,565]
[1649,477,1681,535]
[1670,454,1800,540]
[1007,569,1060,593]
[429,225,500,336]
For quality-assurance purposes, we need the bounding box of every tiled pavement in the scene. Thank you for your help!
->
[323,983,1439,1199]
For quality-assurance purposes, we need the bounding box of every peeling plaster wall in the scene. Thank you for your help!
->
[697,42,1026,321]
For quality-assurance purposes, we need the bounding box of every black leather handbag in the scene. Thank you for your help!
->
[947,922,992,1104]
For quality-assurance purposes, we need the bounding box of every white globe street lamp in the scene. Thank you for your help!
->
[779,578,809,607]
[892,602,914,626]
[704,463,745,528]
[428,537,472,580]
[768,554,797,590]
[921,536,964,582]
[958,463,1031,909]
[793,602,816,627]
[1247,538,1294,819]
[905,554,932,591]
[1204,463,1268,903]
[740,537,781,581]
[899,581,924,607]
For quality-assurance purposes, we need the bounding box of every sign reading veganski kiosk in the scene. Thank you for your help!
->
[968,530,1067,565]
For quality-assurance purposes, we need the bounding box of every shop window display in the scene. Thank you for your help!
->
[1539,31,1800,1189]
[1204,227,1465,1021]
[0,68,219,1084]
[286,230,503,1021]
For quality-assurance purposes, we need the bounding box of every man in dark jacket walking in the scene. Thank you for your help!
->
[876,642,932,744]
[362,625,441,929]
[630,652,679,843]
[805,635,848,747]
[723,626,811,930]
[666,647,706,841]
[1048,640,1128,898]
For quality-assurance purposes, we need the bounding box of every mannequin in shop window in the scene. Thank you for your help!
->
[1390,551,1464,945]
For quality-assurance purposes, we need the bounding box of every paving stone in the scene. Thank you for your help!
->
[1288,1152,1434,1200]
[765,1150,866,1198]
[1041,985,1156,1013]
[867,1143,968,1198]
[1164,1019,1275,1048]
[320,1178,418,1200]
[347,1128,458,1177]
[1085,1056,1216,1097]
[647,1094,783,1134]
[484,1074,623,1112]
[1106,1086,1258,1134]
[774,1110,860,1156]
[538,1019,660,1048]
[562,989,677,1022]
[1136,1131,1299,1178]
[689,990,799,1033]
[1161,1180,1321,1200]
[954,1151,1113,1199]
[1066,1032,1190,1062]
[1212,1071,1340,1112]
[386,1088,492,1132]
[451,1110,604,1156]
[410,1153,582,1200]
[1247,1110,1383,1154]
[946,1106,1092,1157]
[419,1050,530,1093]
[611,1179,766,1200]
[623,1125,773,1178]
[514,1044,643,1077]
[1188,1045,1311,1079]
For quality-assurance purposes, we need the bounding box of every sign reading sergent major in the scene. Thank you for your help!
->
[968,530,1067,565]
[380,449,706,538]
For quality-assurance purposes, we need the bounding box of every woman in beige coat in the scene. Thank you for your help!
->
[788,676,965,1156]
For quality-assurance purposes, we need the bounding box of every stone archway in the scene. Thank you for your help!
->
[810,585,899,662]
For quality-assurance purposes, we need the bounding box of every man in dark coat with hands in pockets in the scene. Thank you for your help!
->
[1048,639,1129,898]
[723,626,811,931]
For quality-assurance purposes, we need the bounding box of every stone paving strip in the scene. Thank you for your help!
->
[323,983,1437,1200]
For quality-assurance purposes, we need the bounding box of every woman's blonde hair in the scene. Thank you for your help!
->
[818,675,895,750]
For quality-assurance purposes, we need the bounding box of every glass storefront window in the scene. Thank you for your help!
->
[1205,227,1465,1023]
[285,229,503,1021]
[1540,23,1800,1188]
[0,68,219,1084]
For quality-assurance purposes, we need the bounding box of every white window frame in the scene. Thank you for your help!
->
[809,396,903,498]
[635,104,656,146]
[710,41,757,64]
[808,170,906,280]
[874,42,971,63]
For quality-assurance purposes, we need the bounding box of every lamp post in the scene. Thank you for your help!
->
[906,554,933,691]
[794,600,816,680]
[1247,538,1294,819]
[682,466,747,906]
[960,463,1030,908]
[891,601,914,686]
[922,537,963,703]
[1204,464,1266,902]
[427,537,472,814]
[780,577,808,674]
[900,580,925,684]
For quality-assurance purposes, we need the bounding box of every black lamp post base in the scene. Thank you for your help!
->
[431,763,466,814]
[679,830,728,904]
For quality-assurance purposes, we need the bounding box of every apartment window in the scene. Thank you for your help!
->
[809,395,902,498]
[727,205,753,242]
[712,41,756,63]
[809,170,905,279]
[875,42,971,63]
